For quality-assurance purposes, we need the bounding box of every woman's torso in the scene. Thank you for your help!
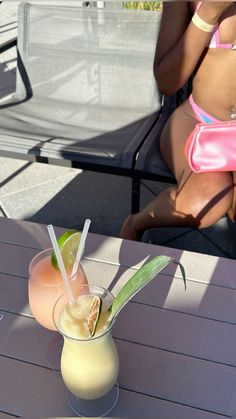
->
[190,1,236,121]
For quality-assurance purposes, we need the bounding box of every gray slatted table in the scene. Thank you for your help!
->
[1,217,236,418]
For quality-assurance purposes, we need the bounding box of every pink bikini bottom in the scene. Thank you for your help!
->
[189,94,220,124]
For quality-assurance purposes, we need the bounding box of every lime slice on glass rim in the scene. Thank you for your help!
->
[51,230,81,271]
[107,255,173,322]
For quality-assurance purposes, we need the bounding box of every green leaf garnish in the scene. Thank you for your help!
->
[107,255,173,321]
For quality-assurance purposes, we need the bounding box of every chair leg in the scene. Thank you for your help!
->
[131,177,141,214]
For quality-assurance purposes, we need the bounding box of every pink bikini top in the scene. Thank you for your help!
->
[209,25,236,50]
[196,2,236,50]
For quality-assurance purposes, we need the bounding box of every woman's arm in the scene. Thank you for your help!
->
[154,2,233,96]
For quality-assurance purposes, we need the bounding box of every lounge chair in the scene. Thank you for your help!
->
[0,2,178,214]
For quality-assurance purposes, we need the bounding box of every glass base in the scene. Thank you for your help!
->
[67,382,119,417]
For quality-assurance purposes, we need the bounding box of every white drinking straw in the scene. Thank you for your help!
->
[71,218,91,278]
[47,224,74,302]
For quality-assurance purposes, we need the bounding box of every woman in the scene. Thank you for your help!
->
[120,1,236,240]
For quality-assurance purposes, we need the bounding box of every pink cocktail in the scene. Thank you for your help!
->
[28,248,88,330]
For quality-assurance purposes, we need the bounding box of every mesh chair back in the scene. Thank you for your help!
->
[16,3,162,114]
[0,3,163,172]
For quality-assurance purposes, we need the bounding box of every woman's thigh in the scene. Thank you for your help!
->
[159,99,234,223]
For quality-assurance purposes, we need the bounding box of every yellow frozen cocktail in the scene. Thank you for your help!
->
[53,285,119,416]
[52,252,173,416]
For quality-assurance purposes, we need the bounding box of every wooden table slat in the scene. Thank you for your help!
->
[1,218,236,289]
[2,259,236,325]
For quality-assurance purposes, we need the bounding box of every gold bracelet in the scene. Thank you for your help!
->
[192,12,215,33]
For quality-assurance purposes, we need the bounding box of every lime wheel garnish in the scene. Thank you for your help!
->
[51,230,81,270]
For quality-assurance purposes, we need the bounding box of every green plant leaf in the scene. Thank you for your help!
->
[107,255,173,321]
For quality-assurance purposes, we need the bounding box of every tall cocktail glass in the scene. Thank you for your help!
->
[28,248,88,331]
[53,284,119,417]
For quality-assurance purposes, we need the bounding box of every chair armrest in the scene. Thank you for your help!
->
[0,36,17,54]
